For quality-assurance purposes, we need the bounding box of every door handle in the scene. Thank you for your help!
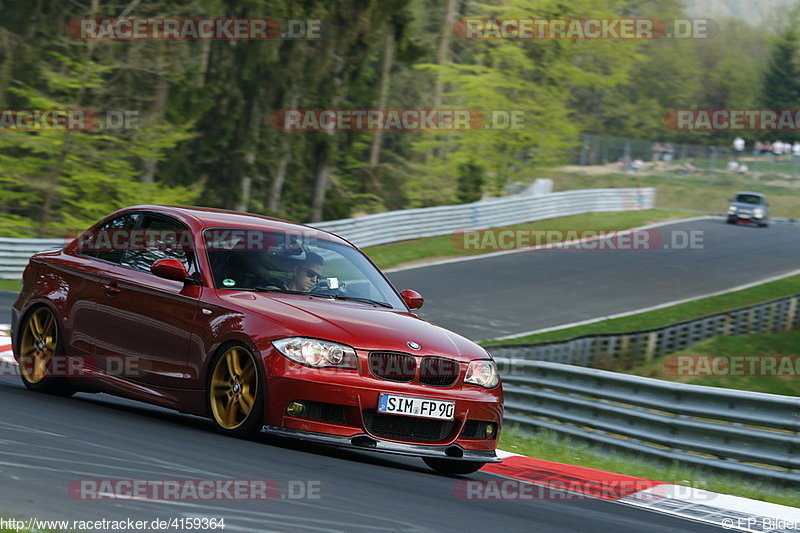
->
[101,282,121,296]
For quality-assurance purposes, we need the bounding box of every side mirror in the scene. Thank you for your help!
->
[151,258,191,283]
[401,289,424,310]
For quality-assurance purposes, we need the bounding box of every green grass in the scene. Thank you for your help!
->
[626,330,800,396]
[364,209,689,270]
[0,279,20,293]
[486,275,800,345]
[499,425,800,508]
[538,168,800,220]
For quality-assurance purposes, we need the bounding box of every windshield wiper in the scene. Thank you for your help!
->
[331,295,393,308]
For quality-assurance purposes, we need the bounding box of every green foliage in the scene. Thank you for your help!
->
[762,8,800,112]
[0,0,788,234]
[456,161,484,203]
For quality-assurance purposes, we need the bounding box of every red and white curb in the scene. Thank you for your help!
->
[0,323,12,365]
[485,451,800,532]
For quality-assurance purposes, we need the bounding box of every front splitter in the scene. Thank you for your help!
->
[263,425,502,463]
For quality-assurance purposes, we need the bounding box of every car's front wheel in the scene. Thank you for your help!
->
[17,306,74,396]
[208,343,264,438]
[423,457,485,475]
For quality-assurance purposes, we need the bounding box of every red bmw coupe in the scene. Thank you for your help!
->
[11,205,503,474]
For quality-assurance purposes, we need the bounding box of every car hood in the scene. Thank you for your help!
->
[220,293,489,362]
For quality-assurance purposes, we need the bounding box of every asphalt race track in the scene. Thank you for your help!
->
[0,378,724,532]
[388,218,800,340]
[0,216,792,531]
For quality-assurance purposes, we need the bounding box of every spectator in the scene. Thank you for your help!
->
[732,136,745,160]
[773,140,784,161]
[753,141,764,157]
[663,143,674,164]
[651,142,663,162]
[793,141,800,158]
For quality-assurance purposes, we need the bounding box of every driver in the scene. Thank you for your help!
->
[286,252,324,293]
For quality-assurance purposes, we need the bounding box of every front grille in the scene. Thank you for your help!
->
[293,401,347,424]
[368,352,416,382]
[461,420,495,439]
[362,410,456,442]
[419,357,460,387]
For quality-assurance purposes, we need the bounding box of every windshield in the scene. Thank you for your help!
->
[203,228,405,309]
[734,194,763,205]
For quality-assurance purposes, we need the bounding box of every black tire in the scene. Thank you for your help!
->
[16,306,75,397]
[423,457,485,475]
[207,343,265,438]
[726,217,736,225]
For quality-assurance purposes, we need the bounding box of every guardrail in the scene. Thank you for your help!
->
[495,359,800,485]
[0,185,655,279]
[486,293,800,369]
[0,237,65,280]
[314,186,654,248]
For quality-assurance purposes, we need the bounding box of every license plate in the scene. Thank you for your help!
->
[378,393,455,420]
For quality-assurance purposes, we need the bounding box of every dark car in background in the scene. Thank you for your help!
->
[726,192,769,227]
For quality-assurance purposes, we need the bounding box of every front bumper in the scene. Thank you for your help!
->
[260,346,504,461]
[263,426,502,462]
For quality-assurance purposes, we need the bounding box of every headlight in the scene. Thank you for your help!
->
[727,205,737,214]
[465,360,499,388]
[272,337,357,369]
[754,208,764,217]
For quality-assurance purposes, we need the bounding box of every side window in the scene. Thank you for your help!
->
[120,215,194,274]
[77,214,141,264]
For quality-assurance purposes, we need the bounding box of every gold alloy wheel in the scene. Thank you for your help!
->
[19,307,58,384]
[210,346,258,430]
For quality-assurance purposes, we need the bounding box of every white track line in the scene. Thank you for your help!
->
[489,267,800,341]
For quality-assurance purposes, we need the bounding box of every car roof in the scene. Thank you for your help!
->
[116,205,350,245]
[735,191,765,197]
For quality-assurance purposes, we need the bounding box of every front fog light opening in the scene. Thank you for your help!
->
[485,423,497,439]
[286,401,305,417]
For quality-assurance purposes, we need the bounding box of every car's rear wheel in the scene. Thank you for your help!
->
[208,343,264,438]
[423,457,484,475]
[17,306,74,396]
